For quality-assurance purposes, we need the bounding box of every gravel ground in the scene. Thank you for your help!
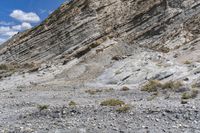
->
[0,82,200,133]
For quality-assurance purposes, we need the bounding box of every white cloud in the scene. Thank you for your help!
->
[3,31,18,37]
[0,22,32,40]
[0,9,36,44]
[0,26,17,38]
[0,26,11,34]
[10,10,40,23]
[0,21,15,26]
[12,22,32,30]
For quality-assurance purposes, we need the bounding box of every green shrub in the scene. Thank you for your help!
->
[0,64,9,70]
[100,99,125,106]
[184,60,191,64]
[141,80,162,92]
[141,80,183,92]
[37,104,49,111]
[69,101,76,106]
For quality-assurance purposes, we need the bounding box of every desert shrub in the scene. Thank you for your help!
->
[191,90,199,98]
[22,62,35,68]
[100,99,125,106]
[141,80,162,92]
[37,104,49,111]
[69,101,76,106]
[181,89,199,99]
[184,60,191,64]
[192,82,200,88]
[160,46,170,53]
[85,89,102,95]
[116,104,130,113]
[0,64,8,70]
[120,86,130,91]
[161,81,183,90]
[104,88,114,92]
[147,92,159,101]
[141,80,183,92]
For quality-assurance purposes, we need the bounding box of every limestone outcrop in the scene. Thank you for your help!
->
[0,0,199,65]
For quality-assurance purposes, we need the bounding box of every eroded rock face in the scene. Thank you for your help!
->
[0,0,199,65]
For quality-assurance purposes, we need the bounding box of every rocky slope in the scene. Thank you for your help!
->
[1,0,200,132]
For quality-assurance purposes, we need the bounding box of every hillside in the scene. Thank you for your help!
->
[1,0,200,132]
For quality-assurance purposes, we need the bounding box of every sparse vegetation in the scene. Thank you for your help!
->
[192,82,200,88]
[120,86,130,91]
[100,99,125,106]
[104,88,114,92]
[85,89,102,95]
[116,104,130,113]
[69,101,76,106]
[161,81,183,90]
[147,92,158,101]
[141,80,183,92]
[159,46,170,53]
[0,64,9,70]
[181,89,199,99]
[37,104,49,111]
[141,80,162,92]
[184,60,192,64]
[191,90,199,98]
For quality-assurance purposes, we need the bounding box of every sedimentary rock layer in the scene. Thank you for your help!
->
[0,0,200,64]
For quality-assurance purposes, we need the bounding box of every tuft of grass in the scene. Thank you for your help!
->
[184,60,192,64]
[116,104,130,113]
[37,105,49,111]
[159,46,170,53]
[0,63,16,71]
[192,83,200,88]
[181,92,191,99]
[100,99,125,106]
[147,92,158,101]
[0,64,8,70]
[181,90,199,99]
[191,90,199,98]
[141,80,162,92]
[69,101,76,106]
[85,89,102,95]
[22,62,35,68]
[120,86,130,91]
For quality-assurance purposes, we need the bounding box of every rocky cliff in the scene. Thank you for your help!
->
[1,0,200,64]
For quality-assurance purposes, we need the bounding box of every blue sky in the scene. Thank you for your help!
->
[0,0,67,44]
